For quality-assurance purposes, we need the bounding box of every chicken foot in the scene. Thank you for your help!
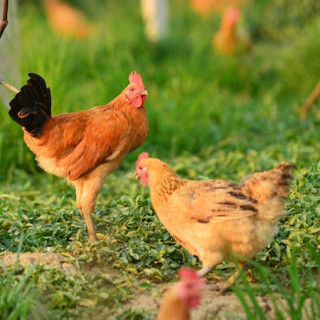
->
[197,266,214,277]
[198,262,250,293]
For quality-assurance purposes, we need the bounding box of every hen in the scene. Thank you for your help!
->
[42,0,93,39]
[189,0,246,17]
[8,72,148,242]
[135,153,295,278]
[213,6,251,55]
[157,268,204,320]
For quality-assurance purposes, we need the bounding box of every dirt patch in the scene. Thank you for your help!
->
[1,252,77,275]
[0,253,314,319]
[127,283,291,320]
[128,284,249,319]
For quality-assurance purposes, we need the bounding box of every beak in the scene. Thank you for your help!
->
[134,170,139,179]
[140,89,148,96]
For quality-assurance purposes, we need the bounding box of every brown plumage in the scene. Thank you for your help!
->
[9,72,148,242]
[135,153,295,277]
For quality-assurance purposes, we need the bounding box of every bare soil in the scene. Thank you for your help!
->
[0,252,300,319]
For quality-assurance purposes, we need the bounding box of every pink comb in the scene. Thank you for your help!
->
[136,152,149,167]
[225,6,241,23]
[129,71,145,90]
[178,268,200,280]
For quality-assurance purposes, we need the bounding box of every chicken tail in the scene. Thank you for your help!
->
[8,73,52,137]
[241,162,296,206]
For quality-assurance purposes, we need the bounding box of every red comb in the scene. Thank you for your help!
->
[136,152,149,167]
[129,71,145,89]
[225,6,241,22]
[178,268,200,280]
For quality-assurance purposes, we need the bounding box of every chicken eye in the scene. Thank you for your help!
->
[186,283,194,289]
[130,87,134,91]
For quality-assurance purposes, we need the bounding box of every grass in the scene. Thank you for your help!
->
[233,246,320,320]
[0,0,319,319]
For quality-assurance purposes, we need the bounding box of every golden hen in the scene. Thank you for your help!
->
[135,153,295,278]
[9,72,148,242]
[157,268,204,320]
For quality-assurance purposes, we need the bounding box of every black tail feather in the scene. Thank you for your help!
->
[9,73,51,137]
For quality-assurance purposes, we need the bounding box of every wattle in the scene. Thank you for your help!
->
[132,95,144,108]
[141,95,146,105]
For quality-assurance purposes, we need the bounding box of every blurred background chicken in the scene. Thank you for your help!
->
[135,153,295,282]
[213,6,251,55]
[189,0,246,16]
[42,0,93,39]
[157,268,204,320]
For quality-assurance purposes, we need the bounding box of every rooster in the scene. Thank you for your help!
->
[157,268,204,320]
[135,153,295,281]
[8,72,148,242]
[213,6,251,55]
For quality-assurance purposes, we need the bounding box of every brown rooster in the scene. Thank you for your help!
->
[157,268,204,320]
[135,153,295,280]
[8,72,148,242]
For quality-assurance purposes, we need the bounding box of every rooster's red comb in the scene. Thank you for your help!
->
[129,71,145,89]
[136,152,149,167]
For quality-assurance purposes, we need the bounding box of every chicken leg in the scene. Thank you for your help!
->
[73,176,105,242]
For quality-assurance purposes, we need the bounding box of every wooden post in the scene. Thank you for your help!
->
[300,82,320,121]
[0,0,9,39]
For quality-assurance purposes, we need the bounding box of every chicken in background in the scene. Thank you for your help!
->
[135,153,295,283]
[157,268,204,320]
[42,0,93,39]
[189,0,246,17]
[140,0,168,42]
[8,72,148,242]
[213,6,251,55]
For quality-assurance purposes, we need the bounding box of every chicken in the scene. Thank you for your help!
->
[8,72,148,242]
[189,0,246,17]
[135,153,295,279]
[213,6,251,55]
[157,268,204,320]
[42,0,93,39]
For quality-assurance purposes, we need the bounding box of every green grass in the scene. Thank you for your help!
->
[0,0,319,318]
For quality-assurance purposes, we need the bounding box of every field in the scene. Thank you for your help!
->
[0,0,319,319]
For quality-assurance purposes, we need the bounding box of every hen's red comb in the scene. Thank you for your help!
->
[136,152,149,167]
[225,6,241,23]
[129,71,145,89]
[178,268,200,281]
